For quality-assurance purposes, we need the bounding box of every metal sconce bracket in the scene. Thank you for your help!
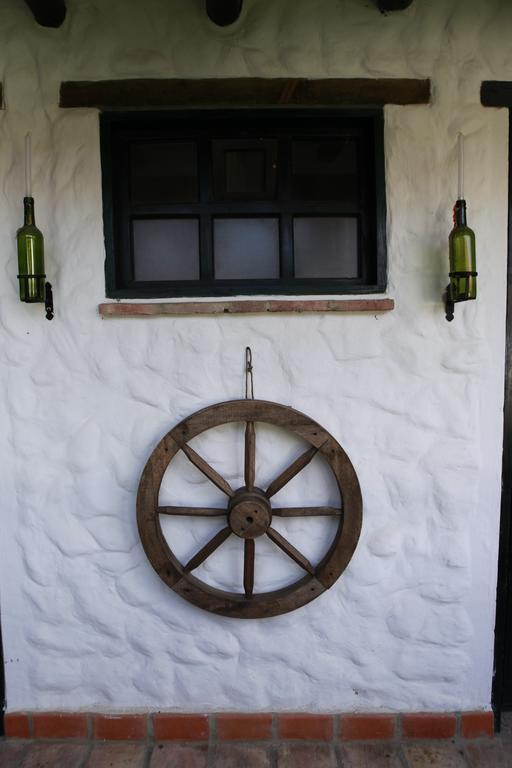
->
[17,275,54,320]
[444,284,455,322]
[45,282,54,320]
[444,270,478,322]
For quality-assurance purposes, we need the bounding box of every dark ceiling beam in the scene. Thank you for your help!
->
[481,81,512,108]
[378,0,414,10]
[206,0,243,26]
[60,77,431,109]
[24,0,66,28]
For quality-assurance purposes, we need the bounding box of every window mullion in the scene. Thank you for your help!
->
[199,215,213,281]
[118,139,135,287]
[278,137,293,280]
[199,137,213,281]
[280,202,362,216]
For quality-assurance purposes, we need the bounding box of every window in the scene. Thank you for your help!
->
[100,110,386,298]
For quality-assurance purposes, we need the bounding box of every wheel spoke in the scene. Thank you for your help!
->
[272,506,341,517]
[244,421,256,490]
[184,527,232,572]
[244,538,255,597]
[181,443,234,498]
[158,506,226,517]
[265,446,318,499]
[266,527,315,575]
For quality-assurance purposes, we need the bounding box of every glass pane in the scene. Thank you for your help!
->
[133,219,200,281]
[212,140,277,200]
[293,217,359,278]
[291,139,358,202]
[225,150,266,198]
[130,142,198,204]
[214,218,280,280]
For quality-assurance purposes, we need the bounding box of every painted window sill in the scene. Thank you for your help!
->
[98,298,394,317]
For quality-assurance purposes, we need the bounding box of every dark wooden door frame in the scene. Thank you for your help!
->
[481,82,512,727]
[493,110,512,725]
[0,618,4,735]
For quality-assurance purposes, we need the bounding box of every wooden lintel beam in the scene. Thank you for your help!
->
[24,0,66,27]
[60,77,430,109]
[378,0,414,10]
[481,81,512,108]
[206,0,243,26]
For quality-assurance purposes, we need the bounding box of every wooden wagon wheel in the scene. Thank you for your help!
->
[137,399,362,618]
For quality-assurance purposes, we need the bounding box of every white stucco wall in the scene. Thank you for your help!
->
[0,0,510,713]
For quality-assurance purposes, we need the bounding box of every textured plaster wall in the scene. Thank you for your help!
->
[0,0,509,713]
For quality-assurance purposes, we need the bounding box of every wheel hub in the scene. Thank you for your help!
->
[228,487,271,539]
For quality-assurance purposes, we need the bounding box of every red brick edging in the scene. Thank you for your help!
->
[4,711,494,742]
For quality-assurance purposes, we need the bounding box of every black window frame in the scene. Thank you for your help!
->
[100,108,387,298]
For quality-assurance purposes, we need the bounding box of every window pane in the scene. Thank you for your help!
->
[214,218,280,279]
[293,217,359,278]
[130,142,198,204]
[225,150,266,198]
[133,219,200,281]
[291,139,358,202]
[212,140,277,200]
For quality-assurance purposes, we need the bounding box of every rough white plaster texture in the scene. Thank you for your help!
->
[0,0,508,714]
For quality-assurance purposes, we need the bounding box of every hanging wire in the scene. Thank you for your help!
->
[245,347,254,400]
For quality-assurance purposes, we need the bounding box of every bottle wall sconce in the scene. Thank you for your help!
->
[445,133,477,322]
[16,134,54,320]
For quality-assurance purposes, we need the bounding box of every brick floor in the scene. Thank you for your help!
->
[87,743,147,768]
[464,740,508,768]
[0,741,30,768]
[341,742,404,767]
[150,744,208,768]
[18,742,89,768]
[212,744,271,767]
[501,737,512,765]
[403,743,468,768]
[277,744,337,768]
[0,739,508,767]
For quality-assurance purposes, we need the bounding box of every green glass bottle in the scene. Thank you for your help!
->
[17,196,46,303]
[448,199,477,304]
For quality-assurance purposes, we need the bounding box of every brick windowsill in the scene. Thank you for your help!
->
[98,298,394,318]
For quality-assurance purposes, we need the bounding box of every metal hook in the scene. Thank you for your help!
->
[245,347,254,400]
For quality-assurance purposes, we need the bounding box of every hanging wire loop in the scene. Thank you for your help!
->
[245,347,254,400]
